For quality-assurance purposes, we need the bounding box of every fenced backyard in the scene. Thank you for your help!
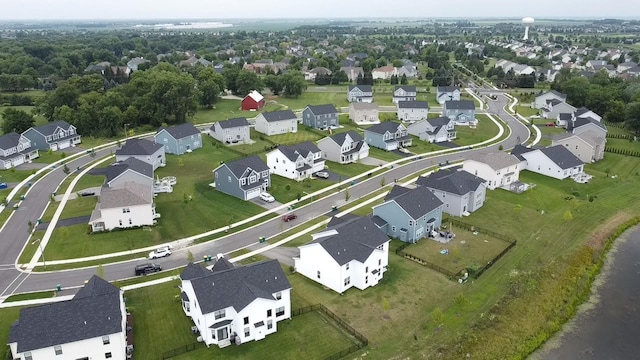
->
[396,219,516,279]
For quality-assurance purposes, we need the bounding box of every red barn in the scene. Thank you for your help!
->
[241,90,265,111]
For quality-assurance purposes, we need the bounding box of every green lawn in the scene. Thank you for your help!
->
[0,168,34,184]
[4,290,56,302]
[367,147,403,162]
[516,105,540,118]
[0,307,21,360]
[267,128,323,146]
[453,114,500,146]
[265,92,350,110]
[268,175,332,204]
[605,138,640,153]
[190,100,283,125]
[325,160,376,179]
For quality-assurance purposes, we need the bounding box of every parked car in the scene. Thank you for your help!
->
[78,191,95,197]
[283,213,297,222]
[546,122,555,127]
[148,246,172,259]
[314,171,330,179]
[259,192,275,203]
[134,263,162,276]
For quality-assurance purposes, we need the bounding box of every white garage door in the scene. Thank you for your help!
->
[58,140,71,149]
[387,143,398,151]
[50,143,58,151]
[12,157,24,167]
[246,187,261,200]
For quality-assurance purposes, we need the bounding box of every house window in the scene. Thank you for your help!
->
[344,277,351,286]
[184,301,190,311]
[317,271,321,279]
[409,220,414,226]
[276,306,285,317]
[391,226,396,232]
[365,276,368,284]
[267,319,273,329]
[102,335,110,345]
[345,263,349,270]
[128,219,132,225]
[228,176,231,183]
[24,352,32,360]
[211,329,216,339]
[119,220,123,226]
[163,138,168,143]
[244,327,250,337]
[122,208,130,213]
[365,266,369,273]
[241,178,246,185]
[214,309,225,320]
[379,259,382,266]
[54,345,63,355]
[275,292,282,300]
[267,309,272,317]
[244,316,249,325]
[105,353,112,359]
[250,175,257,183]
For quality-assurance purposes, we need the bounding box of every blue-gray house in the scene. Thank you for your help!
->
[443,100,476,124]
[21,120,81,151]
[302,104,339,130]
[372,185,443,243]
[364,121,412,151]
[154,123,202,155]
[213,155,270,201]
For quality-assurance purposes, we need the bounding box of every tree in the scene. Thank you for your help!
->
[187,250,194,263]
[625,102,640,134]
[235,70,263,96]
[400,74,408,85]
[563,210,573,221]
[331,70,348,85]
[280,71,307,98]
[1,108,34,134]
[96,264,105,278]
[264,74,284,95]
[222,67,240,95]
[604,100,627,123]
[196,67,226,108]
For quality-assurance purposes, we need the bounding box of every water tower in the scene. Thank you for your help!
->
[522,17,535,41]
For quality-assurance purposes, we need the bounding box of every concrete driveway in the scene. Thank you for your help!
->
[360,157,388,166]
[249,197,288,215]
[247,243,299,267]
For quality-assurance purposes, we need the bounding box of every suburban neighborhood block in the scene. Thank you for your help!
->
[8,276,129,360]
[115,138,166,170]
[209,118,251,145]
[294,216,390,294]
[22,120,81,151]
[254,110,298,136]
[213,155,270,201]
[372,185,444,243]
[407,116,456,143]
[0,132,39,169]
[154,123,202,155]
[179,258,291,348]
[266,142,325,181]
[364,121,412,151]
[302,104,339,130]
[416,168,486,217]
[317,131,369,164]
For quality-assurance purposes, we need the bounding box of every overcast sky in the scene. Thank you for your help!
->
[0,0,637,20]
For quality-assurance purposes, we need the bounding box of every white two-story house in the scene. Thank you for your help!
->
[0,132,39,169]
[89,181,158,232]
[266,142,325,181]
[316,131,369,164]
[462,152,522,190]
[254,110,298,136]
[179,258,291,348]
[209,118,251,145]
[294,216,390,294]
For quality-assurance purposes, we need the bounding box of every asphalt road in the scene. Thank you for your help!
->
[0,94,529,295]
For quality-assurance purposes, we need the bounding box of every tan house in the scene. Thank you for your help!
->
[551,130,605,163]
[349,102,380,125]
[372,65,397,80]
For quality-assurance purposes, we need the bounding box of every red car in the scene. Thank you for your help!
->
[283,213,297,222]
[546,122,555,127]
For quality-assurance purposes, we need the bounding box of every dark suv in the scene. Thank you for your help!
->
[135,263,162,276]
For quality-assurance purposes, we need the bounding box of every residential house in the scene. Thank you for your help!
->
[266,142,325,181]
[364,121,412,151]
[542,100,577,119]
[154,123,202,155]
[115,139,166,170]
[397,65,418,78]
[347,85,373,103]
[567,116,608,138]
[556,112,573,128]
[436,86,461,104]
[586,60,607,70]
[22,120,81,151]
[416,168,486,217]
[372,66,397,80]
[397,101,429,122]
[209,118,251,145]
[0,132,39,169]
[213,155,270,201]
[179,258,291,348]
[349,102,379,125]
[574,107,603,122]
[317,131,369,164]
[443,100,476,124]
[551,130,605,163]
[392,86,417,104]
[241,90,265,111]
[512,145,584,180]
[533,90,567,109]
[302,104,339,130]
[372,185,444,243]
[294,216,390,294]
[340,66,364,82]
[126,57,149,71]
[304,67,332,81]
[254,110,298,136]
[462,152,522,190]
[8,276,128,360]
[617,61,638,73]
[89,181,157,232]
[407,116,456,143]
[105,157,153,189]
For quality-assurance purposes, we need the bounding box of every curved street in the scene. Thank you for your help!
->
[0,93,529,296]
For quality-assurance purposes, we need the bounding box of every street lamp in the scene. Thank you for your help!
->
[32,238,46,269]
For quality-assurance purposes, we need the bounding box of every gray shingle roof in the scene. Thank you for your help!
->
[558,113,572,121]
[416,169,485,196]
[305,104,338,116]
[29,120,74,137]
[277,142,320,162]
[214,117,250,130]
[116,138,163,156]
[105,157,153,183]
[0,132,21,150]
[328,131,363,146]
[223,155,269,179]
[384,185,443,219]
[187,259,291,314]
[366,121,405,135]
[395,85,417,93]
[426,116,451,127]
[8,276,122,353]
[99,182,152,208]
[348,85,372,93]
[545,90,567,99]
[180,262,209,281]
[308,216,389,265]
[261,110,297,123]
[437,86,460,93]
[350,102,378,111]
[537,145,584,169]
[160,123,200,139]
[444,100,475,110]
[510,144,534,161]
[466,152,520,170]
[568,117,607,132]
[398,100,428,109]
